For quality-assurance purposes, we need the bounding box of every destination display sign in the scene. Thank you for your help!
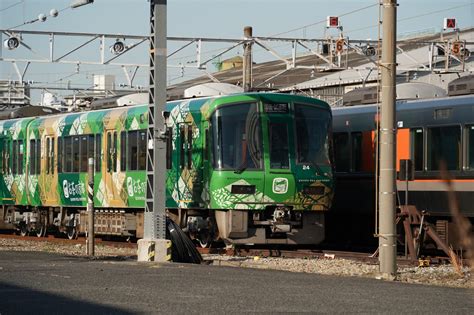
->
[264,103,289,113]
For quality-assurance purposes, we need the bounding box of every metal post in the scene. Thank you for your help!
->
[143,0,167,240]
[243,26,253,92]
[86,157,95,257]
[378,0,397,278]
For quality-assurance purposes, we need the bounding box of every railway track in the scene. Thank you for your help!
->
[1,233,460,266]
[199,247,437,266]
[0,233,137,249]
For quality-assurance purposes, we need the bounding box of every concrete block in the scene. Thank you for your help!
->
[137,238,171,262]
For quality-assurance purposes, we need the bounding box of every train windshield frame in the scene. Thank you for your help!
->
[294,103,332,167]
[211,102,263,171]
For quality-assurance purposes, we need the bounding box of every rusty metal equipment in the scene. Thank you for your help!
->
[398,205,459,262]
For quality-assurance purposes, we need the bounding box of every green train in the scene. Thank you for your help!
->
[0,93,334,245]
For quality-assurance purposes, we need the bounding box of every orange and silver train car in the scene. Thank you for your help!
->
[327,94,474,248]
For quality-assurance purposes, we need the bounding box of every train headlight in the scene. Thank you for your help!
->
[3,37,20,50]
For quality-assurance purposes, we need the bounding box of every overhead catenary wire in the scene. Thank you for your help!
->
[345,2,474,36]
[0,0,23,13]
[270,2,379,37]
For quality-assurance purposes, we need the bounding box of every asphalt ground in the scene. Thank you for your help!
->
[0,251,473,314]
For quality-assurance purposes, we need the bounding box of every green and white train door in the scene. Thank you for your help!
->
[43,136,58,205]
[104,130,121,206]
[262,103,296,203]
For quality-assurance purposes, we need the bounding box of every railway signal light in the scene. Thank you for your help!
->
[335,39,344,53]
[443,18,457,30]
[327,16,339,28]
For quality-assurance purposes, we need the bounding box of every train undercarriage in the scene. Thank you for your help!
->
[1,205,325,246]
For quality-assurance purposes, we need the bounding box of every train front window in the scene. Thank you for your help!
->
[211,103,262,170]
[269,122,289,169]
[295,104,331,166]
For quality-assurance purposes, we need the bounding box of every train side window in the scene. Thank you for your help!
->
[467,125,474,170]
[179,125,185,169]
[17,140,24,175]
[12,141,17,175]
[6,140,10,174]
[187,125,193,169]
[107,133,112,172]
[128,130,138,171]
[36,140,41,175]
[427,126,461,171]
[166,127,173,169]
[65,136,73,173]
[334,133,350,172]
[411,128,424,171]
[46,138,50,174]
[351,132,362,172]
[87,134,94,167]
[80,136,88,172]
[2,140,6,173]
[58,137,63,173]
[51,138,55,175]
[113,132,117,172]
[138,130,147,170]
[95,134,101,173]
[72,136,80,173]
[107,132,117,173]
[0,139,3,172]
[204,128,209,161]
[120,131,127,172]
[30,139,37,175]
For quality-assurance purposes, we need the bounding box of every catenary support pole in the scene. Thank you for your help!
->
[86,157,95,257]
[138,0,170,262]
[379,0,398,278]
[243,26,253,92]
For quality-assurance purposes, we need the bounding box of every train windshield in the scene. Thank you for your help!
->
[294,104,331,166]
[211,103,263,171]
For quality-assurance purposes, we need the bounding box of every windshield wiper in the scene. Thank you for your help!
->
[234,163,247,174]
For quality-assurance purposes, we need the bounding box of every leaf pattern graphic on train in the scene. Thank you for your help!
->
[212,179,273,210]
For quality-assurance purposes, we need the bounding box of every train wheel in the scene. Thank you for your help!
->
[66,227,78,240]
[35,224,46,238]
[198,231,212,248]
[20,224,29,237]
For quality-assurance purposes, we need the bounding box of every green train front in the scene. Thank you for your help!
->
[0,93,333,245]
[166,93,334,245]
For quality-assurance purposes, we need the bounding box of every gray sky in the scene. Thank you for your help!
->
[1,0,473,103]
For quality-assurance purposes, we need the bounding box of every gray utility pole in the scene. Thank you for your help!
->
[137,0,170,262]
[379,0,397,278]
[86,157,95,257]
[243,26,253,92]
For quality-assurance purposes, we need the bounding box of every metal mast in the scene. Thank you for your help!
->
[379,0,397,278]
[144,0,167,240]
[243,26,253,92]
